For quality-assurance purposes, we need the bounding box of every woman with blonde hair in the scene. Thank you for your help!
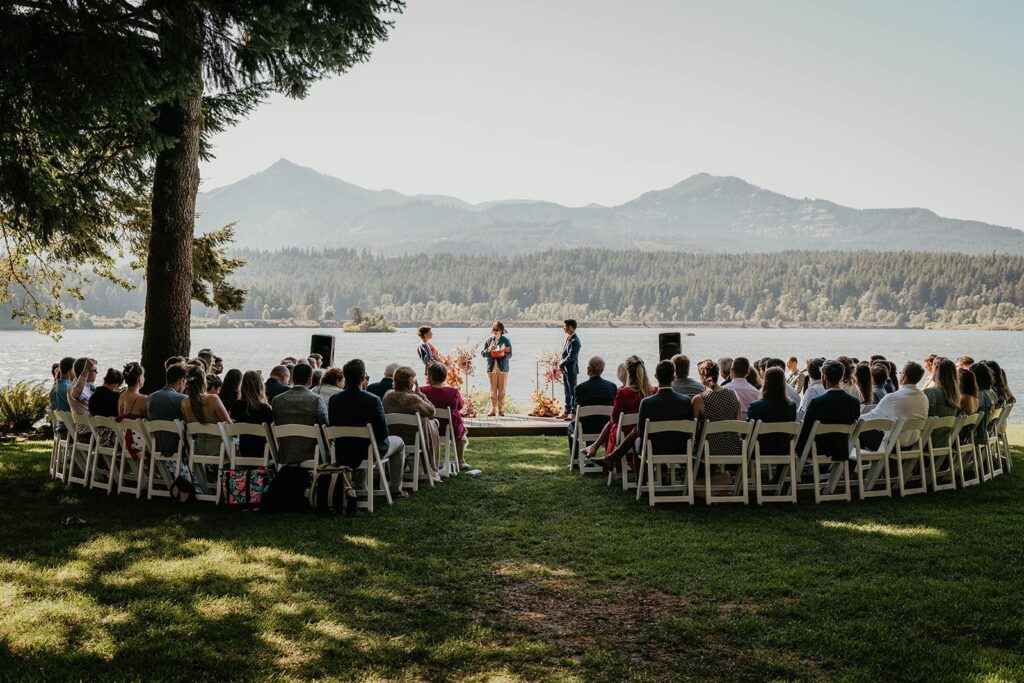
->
[580,355,654,463]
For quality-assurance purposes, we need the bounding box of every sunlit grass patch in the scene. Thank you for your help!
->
[818,520,948,539]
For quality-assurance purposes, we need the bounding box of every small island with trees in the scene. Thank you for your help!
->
[342,305,396,333]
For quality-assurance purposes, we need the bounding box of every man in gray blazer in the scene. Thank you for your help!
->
[145,363,188,454]
[272,363,328,465]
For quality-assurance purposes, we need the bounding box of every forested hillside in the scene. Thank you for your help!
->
[12,249,1024,330]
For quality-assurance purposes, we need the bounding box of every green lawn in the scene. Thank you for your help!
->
[1,428,1023,682]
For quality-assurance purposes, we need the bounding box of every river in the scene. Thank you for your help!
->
[1,326,1020,421]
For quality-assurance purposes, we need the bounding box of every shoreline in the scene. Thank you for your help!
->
[2,319,1021,332]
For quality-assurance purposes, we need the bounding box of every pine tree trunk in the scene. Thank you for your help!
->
[141,6,204,392]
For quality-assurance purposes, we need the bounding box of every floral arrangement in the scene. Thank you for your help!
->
[529,391,563,418]
[537,351,563,386]
[435,338,480,418]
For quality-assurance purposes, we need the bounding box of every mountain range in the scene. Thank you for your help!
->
[195,159,1024,254]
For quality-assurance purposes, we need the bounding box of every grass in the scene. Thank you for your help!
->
[1,428,1023,682]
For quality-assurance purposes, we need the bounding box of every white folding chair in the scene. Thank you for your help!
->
[66,412,95,487]
[52,410,74,483]
[88,415,121,494]
[570,405,613,474]
[751,422,801,504]
[800,422,859,503]
[222,422,276,469]
[996,403,1014,472]
[185,422,230,503]
[434,407,459,478]
[698,420,755,505]
[851,418,900,500]
[270,423,327,474]
[385,413,434,492]
[892,417,928,497]
[607,412,640,489]
[322,424,393,512]
[984,406,1004,479]
[47,410,63,480]
[114,418,149,498]
[953,413,983,488]
[924,415,959,493]
[634,419,698,506]
[145,419,186,499]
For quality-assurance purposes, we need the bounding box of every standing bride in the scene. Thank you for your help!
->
[481,321,512,416]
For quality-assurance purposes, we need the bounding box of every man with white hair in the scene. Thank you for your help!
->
[367,362,401,399]
[567,356,617,453]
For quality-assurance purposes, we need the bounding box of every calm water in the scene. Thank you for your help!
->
[1,327,1021,421]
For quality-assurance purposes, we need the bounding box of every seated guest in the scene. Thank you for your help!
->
[698,359,741,457]
[328,359,406,498]
[860,361,929,449]
[205,373,222,396]
[308,353,323,369]
[271,363,327,465]
[89,367,124,448]
[717,357,734,386]
[957,355,975,371]
[145,363,188,454]
[569,356,618,451]
[985,360,1014,407]
[747,367,797,455]
[220,369,242,414]
[922,353,938,389]
[367,363,399,399]
[180,367,232,457]
[971,362,998,445]
[959,368,979,416]
[212,356,224,376]
[117,363,147,459]
[229,370,274,459]
[796,360,860,461]
[579,356,653,462]
[383,366,441,481]
[49,356,76,423]
[726,357,759,419]
[421,362,470,470]
[797,358,827,421]
[764,358,800,404]
[870,363,889,404]
[265,365,291,401]
[835,355,858,399]
[670,354,704,397]
[885,360,899,392]
[924,358,960,447]
[854,363,874,411]
[313,367,345,400]
[786,356,804,394]
[587,360,694,468]
[68,357,98,431]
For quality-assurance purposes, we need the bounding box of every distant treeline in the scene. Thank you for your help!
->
[5,249,1024,330]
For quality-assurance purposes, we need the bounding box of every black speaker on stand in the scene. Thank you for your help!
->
[310,334,336,368]
[658,332,682,361]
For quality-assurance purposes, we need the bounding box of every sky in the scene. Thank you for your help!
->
[199,0,1024,229]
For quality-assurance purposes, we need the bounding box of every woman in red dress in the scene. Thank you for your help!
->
[580,356,653,463]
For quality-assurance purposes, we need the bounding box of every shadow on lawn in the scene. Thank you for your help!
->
[1,440,1022,681]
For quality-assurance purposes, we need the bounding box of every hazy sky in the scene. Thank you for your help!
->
[200,0,1024,229]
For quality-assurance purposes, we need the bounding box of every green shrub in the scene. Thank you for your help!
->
[0,381,50,433]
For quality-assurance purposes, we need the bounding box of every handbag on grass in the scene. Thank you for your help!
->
[221,467,272,506]
[308,465,358,516]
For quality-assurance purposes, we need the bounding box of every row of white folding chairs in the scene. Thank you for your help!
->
[47,411,448,513]
[568,403,1014,506]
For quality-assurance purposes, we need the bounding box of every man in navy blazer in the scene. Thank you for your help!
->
[568,356,617,451]
[559,319,582,419]
[328,359,406,497]
[796,360,860,461]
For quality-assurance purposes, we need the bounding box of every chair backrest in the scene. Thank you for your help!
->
[116,417,151,453]
[753,421,801,436]
[385,413,424,447]
[322,424,378,464]
[577,405,613,418]
[702,419,753,436]
[433,407,454,437]
[90,415,118,452]
[70,411,92,440]
[986,406,1003,436]
[897,417,928,446]
[856,417,900,454]
[271,422,327,467]
[618,412,640,430]
[953,412,981,444]
[923,415,957,447]
[221,421,274,467]
[997,403,1013,433]
[185,421,228,454]
[643,419,698,456]
[145,419,184,456]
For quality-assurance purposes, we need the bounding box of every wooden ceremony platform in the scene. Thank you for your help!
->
[464,415,567,437]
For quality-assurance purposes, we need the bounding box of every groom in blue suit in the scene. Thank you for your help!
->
[559,319,582,420]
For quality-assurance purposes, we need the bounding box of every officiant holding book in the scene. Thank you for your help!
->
[481,321,512,417]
